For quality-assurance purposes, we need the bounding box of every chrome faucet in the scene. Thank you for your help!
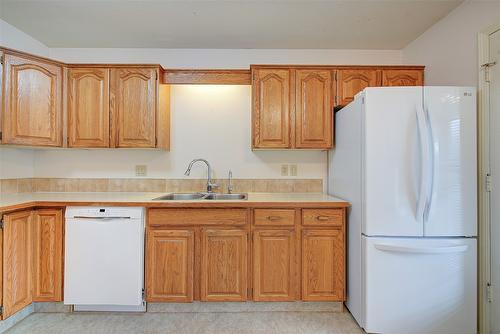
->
[228,170,233,194]
[184,159,218,193]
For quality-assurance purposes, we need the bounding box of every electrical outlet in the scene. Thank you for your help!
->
[135,165,147,177]
[280,165,289,176]
[290,164,298,176]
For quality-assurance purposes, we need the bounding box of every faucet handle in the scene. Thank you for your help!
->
[207,182,219,193]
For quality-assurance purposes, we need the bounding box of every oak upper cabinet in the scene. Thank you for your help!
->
[253,229,296,301]
[336,69,381,106]
[32,209,63,302]
[295,69,332,149]
[67,68,110,148]
[2,53,63,146]
[2,210,33,319]
[146,229,194,302]
[252,68,291,148]
[382,69,424,87]
[302,229,345,301]
[110,67,157,148]
[200,229,248,301]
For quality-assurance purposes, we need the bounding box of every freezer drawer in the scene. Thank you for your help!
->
[363,236,476,334]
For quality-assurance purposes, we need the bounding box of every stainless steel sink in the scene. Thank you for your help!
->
[153,193,207,200]
[152,193,248,201]
[204,193,248,200]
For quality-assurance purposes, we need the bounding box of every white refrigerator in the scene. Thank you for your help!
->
[329,86,477,334]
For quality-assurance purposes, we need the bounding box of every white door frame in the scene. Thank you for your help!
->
[478,21,500,334]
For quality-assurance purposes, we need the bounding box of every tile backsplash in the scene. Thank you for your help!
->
[0,178,323,194]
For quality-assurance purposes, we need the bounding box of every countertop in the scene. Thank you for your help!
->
[0,192,349,213]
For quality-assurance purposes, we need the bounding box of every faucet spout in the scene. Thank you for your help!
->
[184,159,218,193]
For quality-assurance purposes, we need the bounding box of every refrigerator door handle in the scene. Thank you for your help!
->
[423,107,436,223]
[374,243,469,254]
[416,106,431,223]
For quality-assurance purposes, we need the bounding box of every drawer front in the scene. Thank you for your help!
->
[302,209,343,227]
[254,209,295,226]
[148,209,248,227]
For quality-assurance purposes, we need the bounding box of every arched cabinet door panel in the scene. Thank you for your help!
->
[382,69,424,87]
[336,69,381,106]
[2,54,63,146]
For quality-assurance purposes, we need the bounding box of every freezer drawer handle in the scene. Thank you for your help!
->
[374,243,468,254]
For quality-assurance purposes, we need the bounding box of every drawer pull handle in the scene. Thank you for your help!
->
[316,216,331,221]
[149,224,164,227]
[267,216,282,221]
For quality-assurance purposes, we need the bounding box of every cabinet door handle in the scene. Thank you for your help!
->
[316,216,331,221]
[149,224,164,228]
[267,216,282,221]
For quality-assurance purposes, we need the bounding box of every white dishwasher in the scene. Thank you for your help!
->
[64,207,145,312]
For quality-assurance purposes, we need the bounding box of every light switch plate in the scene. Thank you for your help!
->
[135,165,147,177]
[290,164,298,176]
[281,165,289,176]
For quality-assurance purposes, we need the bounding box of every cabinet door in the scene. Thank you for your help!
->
[382,69,424,87]
[302,229,344,301]
[146,229,194,302]
[252,68,291,148]
[336,69,381,106]
[111,68,157,148]
[295,69,332,149]
[200,229,247,301]
[2,54,62,146]
[3,210,33,319]
[68,68,110,147]
[33,209,63,302]
[253,230,296,301]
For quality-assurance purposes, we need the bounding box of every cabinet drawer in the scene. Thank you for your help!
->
[254,209,295,226]
[148,209,248,227]
[302,209,343,227]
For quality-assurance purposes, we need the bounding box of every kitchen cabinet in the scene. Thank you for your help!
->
[252,68,291,148]
[295,69,333,149]
[2,210,33,319]
[253,229,296,301]
[32,209,63,302]
[200,229,248,301]
[111,68,158,148]
[382,69,424,87]
[2,53,63,147]
[336,69,381,106]
[146,229,194,302]
[302,229,344,301]
[67,68,110,148]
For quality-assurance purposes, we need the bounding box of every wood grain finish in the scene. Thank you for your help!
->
[252,68,291,148]
[336,69,381,105]
[146,229,194,302]
[254,209,295,226]
[33,209,63,301]
[295,69,332,148]
[200,229,248,301]
[111,68,157,148]
[302,229,344,301]
[253,229,296,301]
[164,69,251,85]
[2,54,62,146]
[302,209,343,227]
[149,209,248,227]
[67,68,110,147]
[382,69,424,87]
[2,210,33,319]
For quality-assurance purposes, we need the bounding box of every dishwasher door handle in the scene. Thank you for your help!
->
[72,216,132,220]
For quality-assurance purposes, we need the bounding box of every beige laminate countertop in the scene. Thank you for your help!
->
[0,192,349,213]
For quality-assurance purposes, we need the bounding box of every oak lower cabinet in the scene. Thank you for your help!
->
[253,229,296,301]
[200,229,248,301]
[146,229,194,302]
[302,229,345,301]
[32,209,64,302]
[2,53,63,147]
[1,208,63,319]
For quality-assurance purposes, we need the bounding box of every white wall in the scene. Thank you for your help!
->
[0,18,48,179]
[403,0,500,86]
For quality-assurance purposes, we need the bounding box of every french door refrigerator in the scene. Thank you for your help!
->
[328,86,477,334]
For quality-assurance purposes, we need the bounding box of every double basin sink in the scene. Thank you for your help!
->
[153,193,248,201]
